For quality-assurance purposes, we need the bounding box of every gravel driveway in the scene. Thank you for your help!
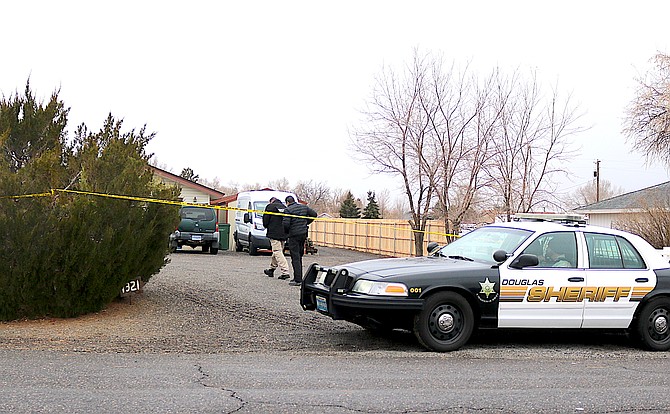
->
[0,247,412,354]
[1,246,667,360]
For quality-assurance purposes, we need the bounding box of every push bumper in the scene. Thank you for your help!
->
[300,263,423,320]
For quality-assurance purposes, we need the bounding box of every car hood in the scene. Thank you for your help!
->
[338,256,492,280]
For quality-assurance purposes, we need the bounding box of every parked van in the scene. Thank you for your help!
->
[233,190,297,255]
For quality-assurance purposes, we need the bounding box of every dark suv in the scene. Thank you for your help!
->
[169,206,220,254]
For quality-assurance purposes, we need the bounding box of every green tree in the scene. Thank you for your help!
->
[0,83,179,320]
[362,191,381,219]
[180,167,199,182]
[339,191,361,218]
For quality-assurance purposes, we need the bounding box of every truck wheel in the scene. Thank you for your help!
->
[636,297,670,351]
[209,246,218,255]
[413,291,474,352]
[248,235,258,256]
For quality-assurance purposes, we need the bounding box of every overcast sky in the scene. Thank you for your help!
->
[2,1,669,204]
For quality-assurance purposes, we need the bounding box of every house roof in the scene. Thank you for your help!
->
[150,166,225,199]
[575,181,670,212]
[211,188,307,206]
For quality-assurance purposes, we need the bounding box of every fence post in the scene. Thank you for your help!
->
[379,221,383,255]
[354,221,357,251]
[393,222,397,257]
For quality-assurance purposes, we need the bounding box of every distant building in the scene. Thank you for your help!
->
[150,166,225,205]
[574,181,670,228]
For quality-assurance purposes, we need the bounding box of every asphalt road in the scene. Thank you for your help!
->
[1,246,670,413]
[1,349,670,413]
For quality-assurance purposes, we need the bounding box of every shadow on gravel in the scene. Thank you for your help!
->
[315,326,634,353]
[470,328,633,349]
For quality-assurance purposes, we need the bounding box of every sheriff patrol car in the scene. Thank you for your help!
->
[300,214,670,352]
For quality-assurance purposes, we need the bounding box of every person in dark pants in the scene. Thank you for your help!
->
[262,197,290,279]
[282,195,317,286]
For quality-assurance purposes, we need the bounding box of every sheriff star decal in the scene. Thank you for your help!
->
[478,278,498,302]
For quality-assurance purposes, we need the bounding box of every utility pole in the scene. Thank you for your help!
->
[594,159,601,202]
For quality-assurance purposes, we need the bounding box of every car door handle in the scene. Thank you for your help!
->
[635,278,649,283]
[568,277,584,282]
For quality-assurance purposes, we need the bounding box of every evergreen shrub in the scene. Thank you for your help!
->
[0,84,179,320]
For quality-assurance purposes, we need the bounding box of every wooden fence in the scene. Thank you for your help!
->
[308,218,452,257]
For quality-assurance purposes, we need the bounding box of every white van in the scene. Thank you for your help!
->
[233,190,297,255]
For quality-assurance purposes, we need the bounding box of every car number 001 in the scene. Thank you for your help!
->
[121,279,141,294]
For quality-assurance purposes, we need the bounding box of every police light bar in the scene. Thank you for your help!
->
[512,213,587,224]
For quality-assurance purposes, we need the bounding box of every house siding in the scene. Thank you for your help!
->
[574,181,670,231]
[180,187,210,204]
[586,212,618,228]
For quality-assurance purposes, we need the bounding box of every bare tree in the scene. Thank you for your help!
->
[293,180,330,212]
[315,187,345,216]
[267,178,291,192]
[375,188,391,218]
[352,50,584,252]
[216,180,241,195]
[199,176,223,191]
[568,179,625,208]
[624,53,670,166]
[351,50,435,255]
[426,60,501,240]
[486,72,582,219]
[615,193,670,249]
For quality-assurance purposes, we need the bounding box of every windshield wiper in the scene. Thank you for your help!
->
[447,255,474,262]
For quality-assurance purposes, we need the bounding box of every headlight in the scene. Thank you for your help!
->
[351,280,408,297]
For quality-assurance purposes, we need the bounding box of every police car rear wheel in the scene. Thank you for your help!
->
[413,291,474,352]
[637,297,670,351]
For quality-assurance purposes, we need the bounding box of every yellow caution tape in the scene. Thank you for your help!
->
[0,188,460,239]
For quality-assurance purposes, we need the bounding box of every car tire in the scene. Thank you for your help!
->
[636,297,670,351]
[209,247,218,255]
[413,291,474,352]
[234,233,244,252]
[248,234,258,256]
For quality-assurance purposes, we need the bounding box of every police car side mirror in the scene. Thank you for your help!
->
[243,212,251,223]
[492,250,509,263]
[427,241,441,256]
[509,254,540,269]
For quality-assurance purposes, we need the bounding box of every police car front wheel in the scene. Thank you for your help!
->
[636,297,670,351]
[413,291,474,352]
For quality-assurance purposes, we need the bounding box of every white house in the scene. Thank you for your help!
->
[574,181,670,228]
[150,166,225,205]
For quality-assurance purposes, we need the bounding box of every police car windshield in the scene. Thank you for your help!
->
[437,226,532,264]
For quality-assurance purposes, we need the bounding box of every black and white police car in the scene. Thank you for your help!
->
[300,214,670,352]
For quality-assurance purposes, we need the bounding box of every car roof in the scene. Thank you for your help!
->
[485,221,669,269]
[489,220,633,238]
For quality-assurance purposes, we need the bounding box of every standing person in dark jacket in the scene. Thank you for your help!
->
[282,195,317,286]
[262,197,290,279]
